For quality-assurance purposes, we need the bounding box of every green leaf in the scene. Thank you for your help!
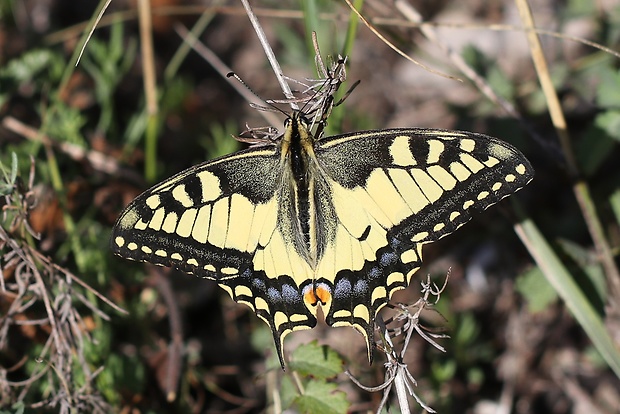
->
[293,380,349,414]
[0,152,18,196]
[431,359,456,382]
[0,402,25,414]
[453,313,479,346]
[279,375,298,410]
[566,0,597,16]
[575,117,618,176]
[487,66,515,102]
[0,49,63,84]
[596,69,620,108]
[594,110,620,141]
[289,341,343,379]
[515,266,558,312]
[45,99,87,147]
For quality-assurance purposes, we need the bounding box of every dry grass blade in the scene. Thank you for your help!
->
[344,0,458,81]
[75,0,112,66]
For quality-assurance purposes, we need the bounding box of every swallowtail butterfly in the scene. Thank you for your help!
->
[111,108,533,367]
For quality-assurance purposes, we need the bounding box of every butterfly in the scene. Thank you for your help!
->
[110,110,533,368]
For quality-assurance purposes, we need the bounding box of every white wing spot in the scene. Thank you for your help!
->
[135,219,148,230]
[115,236,125,247]
[387,272,405,286]
[492,182,502,191]
[146,195,161,209]
[192,205,212,243]
[389,135,417,166]
[333,310,351,319]
[290,314,308,323]
[477,191,489,200]
[411,168,443,203]
[463,200,474,209]
[149,208,165,231]
[371,286,387,305]
[411,231,429,242]
[433,222,445,232]
[427,140,445,164]
[401,249,419,264]
[177,209,197,238]
[197,170,222,202]
[170,253,183,261]
[449,211,460,221]
[460,139,476,152]
[460,153,485,173]
[353,304,370,322]
[483,156,500,167]
[119,209,139,230]
[516,164,527,175]
[505,174,516,182]
[234,285,252,298]
[141,246,152,254]
[127,242,138,251]
[428,165,457,190]
[449,162,471,182]
[489,142,513,159]
[155,250,167,257]
[172,184,194,208]
[207,198,229,248]
[162,212,179,233]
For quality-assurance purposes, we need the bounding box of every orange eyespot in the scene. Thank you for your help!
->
[303,283,332,306]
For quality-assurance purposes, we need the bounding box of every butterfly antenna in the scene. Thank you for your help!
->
[227,71,289,117]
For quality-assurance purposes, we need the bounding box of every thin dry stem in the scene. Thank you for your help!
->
[2,116,142,183]
[138,0,158,117]
[75,0,112,66]
[344,0,458,81]
[240,0,296,105]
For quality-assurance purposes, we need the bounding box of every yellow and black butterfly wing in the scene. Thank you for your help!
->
[314,128,534,356]
[110,145,318,365]
[111,119,534,367]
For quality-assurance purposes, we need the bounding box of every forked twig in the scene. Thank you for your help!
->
[347,273,451,413]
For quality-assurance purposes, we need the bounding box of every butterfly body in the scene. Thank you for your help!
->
[111,111,533,367]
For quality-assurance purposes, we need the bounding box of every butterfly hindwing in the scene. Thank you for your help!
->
[313,128,533,354]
